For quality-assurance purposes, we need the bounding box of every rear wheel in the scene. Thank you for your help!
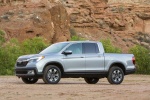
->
[22,78,38,84]
[84,78,99,84]
[43,65,61,84]
[107,66,124,84]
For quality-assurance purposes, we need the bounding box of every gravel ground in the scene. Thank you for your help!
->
[0,75,150,100]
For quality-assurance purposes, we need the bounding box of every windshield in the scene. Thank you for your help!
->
[40,43,69,54]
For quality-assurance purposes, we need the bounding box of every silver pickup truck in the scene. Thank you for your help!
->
[15,41,136,84]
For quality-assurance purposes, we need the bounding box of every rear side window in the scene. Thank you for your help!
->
[83,43,99,54]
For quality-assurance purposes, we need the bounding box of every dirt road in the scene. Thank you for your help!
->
[0,75,150,100]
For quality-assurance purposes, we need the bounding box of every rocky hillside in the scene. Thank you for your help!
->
[0,0,70,43]
[0,0,150,52]
[61,0,150,52]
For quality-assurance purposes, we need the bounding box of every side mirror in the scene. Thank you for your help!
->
[62,50,72,55]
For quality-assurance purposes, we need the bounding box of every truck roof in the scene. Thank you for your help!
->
[57,41,100,44]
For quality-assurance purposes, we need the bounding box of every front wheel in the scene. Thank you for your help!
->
[84,78,99,84]
[107,66,124,84]
[22,78,38,84]
[43,65,61,84]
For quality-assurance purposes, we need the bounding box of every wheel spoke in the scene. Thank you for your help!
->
[49,69,52,73]
[118,77,121,82]
[53,69,57,73]
[54,77,58,81]
[47,70,52,78]
[116,70,120,74]
[49,78,51,81]
[112,73,116,78]
[119,73,122,78]
[55,73,59,77]
[114,70,117,74]
[114,78,117,82]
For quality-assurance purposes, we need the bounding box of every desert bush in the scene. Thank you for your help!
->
[21,37,48,54]
[0,39,21,75]
[0,37,48,75]
[0,30,6,44]
[71,35,85,41]
[130,45,150,74]
[100,39,122,53]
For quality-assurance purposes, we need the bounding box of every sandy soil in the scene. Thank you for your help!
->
[0,75,150,100]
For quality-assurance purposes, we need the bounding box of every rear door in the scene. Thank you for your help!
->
[83,43,105,72]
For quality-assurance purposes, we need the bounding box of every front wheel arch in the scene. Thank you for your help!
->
[43,62,64,76]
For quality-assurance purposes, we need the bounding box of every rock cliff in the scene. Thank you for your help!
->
[0,0,70,43]
[61,0,150,52]
[0,0,150,52]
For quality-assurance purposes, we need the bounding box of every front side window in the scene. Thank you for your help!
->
[66,43,82,54]
[83,43,99,54]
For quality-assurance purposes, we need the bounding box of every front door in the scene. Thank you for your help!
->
[63,43,85,73]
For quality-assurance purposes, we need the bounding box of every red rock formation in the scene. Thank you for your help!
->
[0,0,150,52]
[61,0,150,52]
[0,0,70,43]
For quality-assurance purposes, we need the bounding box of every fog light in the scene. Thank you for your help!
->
[27,70,35,75]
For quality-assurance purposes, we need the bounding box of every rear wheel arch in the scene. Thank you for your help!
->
[109,63,126,75]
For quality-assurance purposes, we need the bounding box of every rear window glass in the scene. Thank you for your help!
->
[83,43,99,54]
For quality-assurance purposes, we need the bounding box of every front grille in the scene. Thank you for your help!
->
[17,61,29,67]
[16,71,28,74]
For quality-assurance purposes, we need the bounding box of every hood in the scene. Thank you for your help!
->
[17,53,56,61]
[18,54,40,60]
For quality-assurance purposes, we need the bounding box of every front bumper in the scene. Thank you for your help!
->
[15,67,43,78]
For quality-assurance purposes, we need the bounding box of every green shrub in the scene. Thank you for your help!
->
[129,45,150,74]
[71,36,85,41]
[100,39,122,53]
[0,30,6,44]
[0,39,21,75]
[21,37,48,54]
[0,37,48,75]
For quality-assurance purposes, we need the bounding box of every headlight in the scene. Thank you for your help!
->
[29,56,45,62]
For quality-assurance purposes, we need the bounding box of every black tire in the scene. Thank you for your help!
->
[84,78,99,84]
[22,78,38,84]
[43,65,61,84]
[107,66,124,84]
